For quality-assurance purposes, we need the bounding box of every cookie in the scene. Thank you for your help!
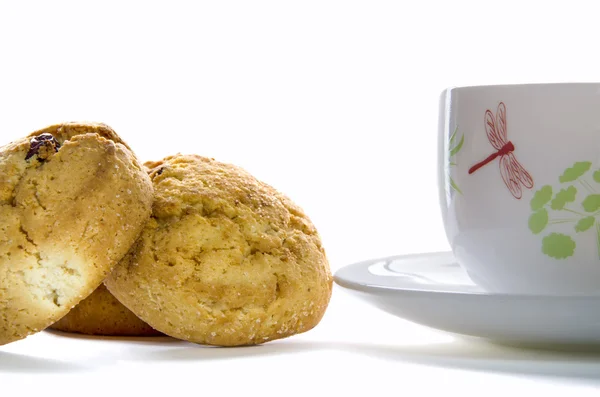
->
[0,122,153,345]
[50,284,161,336]
[105,154,332,346]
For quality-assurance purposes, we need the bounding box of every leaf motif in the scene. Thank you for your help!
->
[559,161,592,183]
[530,185,552,210]
[449,134,464,157]
[449,126,458,145]
[582,194,600,212]
[528,209,548,234]
[542,233,576,259]
[575,216,595,232]
[550,186,577,210]
[594,170,600,183]
[449,177,462,195]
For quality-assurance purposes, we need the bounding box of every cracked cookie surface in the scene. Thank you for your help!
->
[0,122,153,345]
[50,284,161,336]
[105,154,332,346]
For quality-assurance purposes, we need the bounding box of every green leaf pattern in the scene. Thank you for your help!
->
[558,161,591,183]
[550,186,576,210]
[575,216,595,232]
[542,233,576,259]
[528,209,548,234]
[582,194,600,212]
[530,185,552,210]
[449,134,464,157]
[447,126,464,195]
[529,162,600,260]
[449,177,462,195]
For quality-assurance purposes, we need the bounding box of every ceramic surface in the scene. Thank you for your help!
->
[439,83,600,295]
[334,251,600,347]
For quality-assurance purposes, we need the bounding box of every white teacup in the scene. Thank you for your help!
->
[439,83,600,295]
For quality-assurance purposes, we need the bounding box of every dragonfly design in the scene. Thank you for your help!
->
[468,102,534,199]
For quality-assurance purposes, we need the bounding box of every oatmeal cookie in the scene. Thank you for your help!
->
[105,154,332,346]
[0,122,153,345]
[50,284,161,336]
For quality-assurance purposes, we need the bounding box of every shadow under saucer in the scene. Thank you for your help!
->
[109,336,600,385]
[4,329,599,385]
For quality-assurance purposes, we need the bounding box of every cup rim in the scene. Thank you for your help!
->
[443,81,600,94]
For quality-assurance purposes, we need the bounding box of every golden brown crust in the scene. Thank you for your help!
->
[105,154,332,346]
[0,123,153,345]
[50,285,161,336]
[27,122,133,152]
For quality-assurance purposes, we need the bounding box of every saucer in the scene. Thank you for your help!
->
[334,252,600,348]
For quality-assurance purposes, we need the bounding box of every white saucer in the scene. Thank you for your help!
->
[334,252,600,348]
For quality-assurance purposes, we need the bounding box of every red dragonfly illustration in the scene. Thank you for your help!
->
[468,102,533,199]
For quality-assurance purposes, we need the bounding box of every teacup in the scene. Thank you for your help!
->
[438,82,600,295]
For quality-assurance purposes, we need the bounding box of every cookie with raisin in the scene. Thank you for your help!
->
[0,122,153,345]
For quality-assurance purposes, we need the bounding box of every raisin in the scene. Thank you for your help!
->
[25,133,61,161]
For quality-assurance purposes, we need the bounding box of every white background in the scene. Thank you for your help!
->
[2,0,600,395]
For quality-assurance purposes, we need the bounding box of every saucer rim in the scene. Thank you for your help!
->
[333,251,600,300]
